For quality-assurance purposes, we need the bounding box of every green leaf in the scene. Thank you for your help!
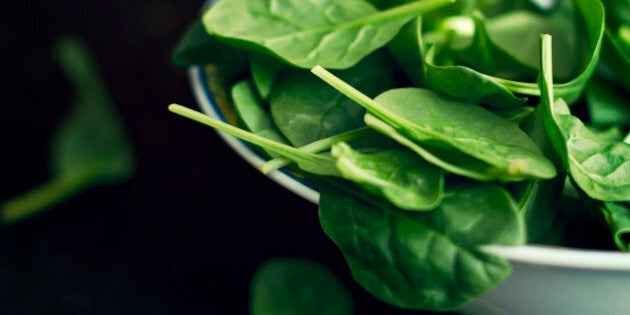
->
[271,53,394,147]
[318,180,524,311]
[481,7,578,80]
[424,44,528,109]
[454,11,539,80]
[249,53,287,101]
[598,201,630,251]
[203,0,454,69]
[331,142,444,211]
[171,18,248,68]
[365,114,501,181]
[1,35,135,224]
[387,17,425,86]
[539,34,630,202]
[231,79,289,158]
[250,257,353,315]
[371,88,554,182]
[602,0,630,29]
[600,29,630,92]
[511,105,565,241]
[585,76,630,128]
[312,66,557,182]
[490,0,606,104]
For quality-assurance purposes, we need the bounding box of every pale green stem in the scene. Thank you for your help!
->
[168,104,332,167]
[260,127,373,174]
[2,174,89,224]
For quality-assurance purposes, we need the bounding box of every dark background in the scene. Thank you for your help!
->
[0,1,456,314]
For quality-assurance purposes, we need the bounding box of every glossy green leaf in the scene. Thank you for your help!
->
[585,76,630,128]
[509,105,565,242]
[271,53,394,147]
[365,114,503,181]
[600,29,630,92]
[249,53,287,100]
[387,17,425,86]
[231,80,289,158]
[312,66,557,182]
[365,90,549,183]
[454,11,539,81]
[491,0,606,104]
[540,34,630,202]
[598,201,630,251]
[331,142,444,210]
[250,257,353,315]
[424,44,528,108]
[203,0,453,69]
[318,181,524,311]
[2,36,135,224]
[602,0,630,29]
[482,7,578,80]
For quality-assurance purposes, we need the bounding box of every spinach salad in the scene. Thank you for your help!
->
[169,0,630,311]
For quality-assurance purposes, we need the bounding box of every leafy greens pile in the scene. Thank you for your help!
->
[169,0,630,311]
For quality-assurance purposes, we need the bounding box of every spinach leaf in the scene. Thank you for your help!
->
[492,106,536,124]
[602,0,630,29]
[1,36,136,224]
[387,17,425,86]
[270,70,365,147]
[172,18,248,68]
[539,34,630,202]
[454,11,539,81]
[600,29,630,92]
[511,178,565,242]
[481,6,578,80]
[318,180,524,311]
[365,114,505,181]
[271,52,394,147]
[331,142,444,211]
[424,44,528,109]
[312,66,557,182]
[585,76,630,128]
[510,105,566,242]
[491,0,606,104]
[203,0,454,69]
[250,257,353,315]
[231,79,289,158]
[249,53,287,101]
[597,201,630,251]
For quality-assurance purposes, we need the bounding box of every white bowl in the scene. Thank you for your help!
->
[189,64,630,315]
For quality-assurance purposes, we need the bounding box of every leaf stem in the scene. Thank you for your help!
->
[168,104,333,171]
[260,127,374,174]
[1,174,88,225]
[311,66,408,126]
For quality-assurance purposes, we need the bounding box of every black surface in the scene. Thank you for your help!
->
[1,1,457,314]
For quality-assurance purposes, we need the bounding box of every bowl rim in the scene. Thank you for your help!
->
[189,65,630,271]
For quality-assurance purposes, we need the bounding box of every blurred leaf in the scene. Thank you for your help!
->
[1,35,135,224]
[249,257,353,315]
